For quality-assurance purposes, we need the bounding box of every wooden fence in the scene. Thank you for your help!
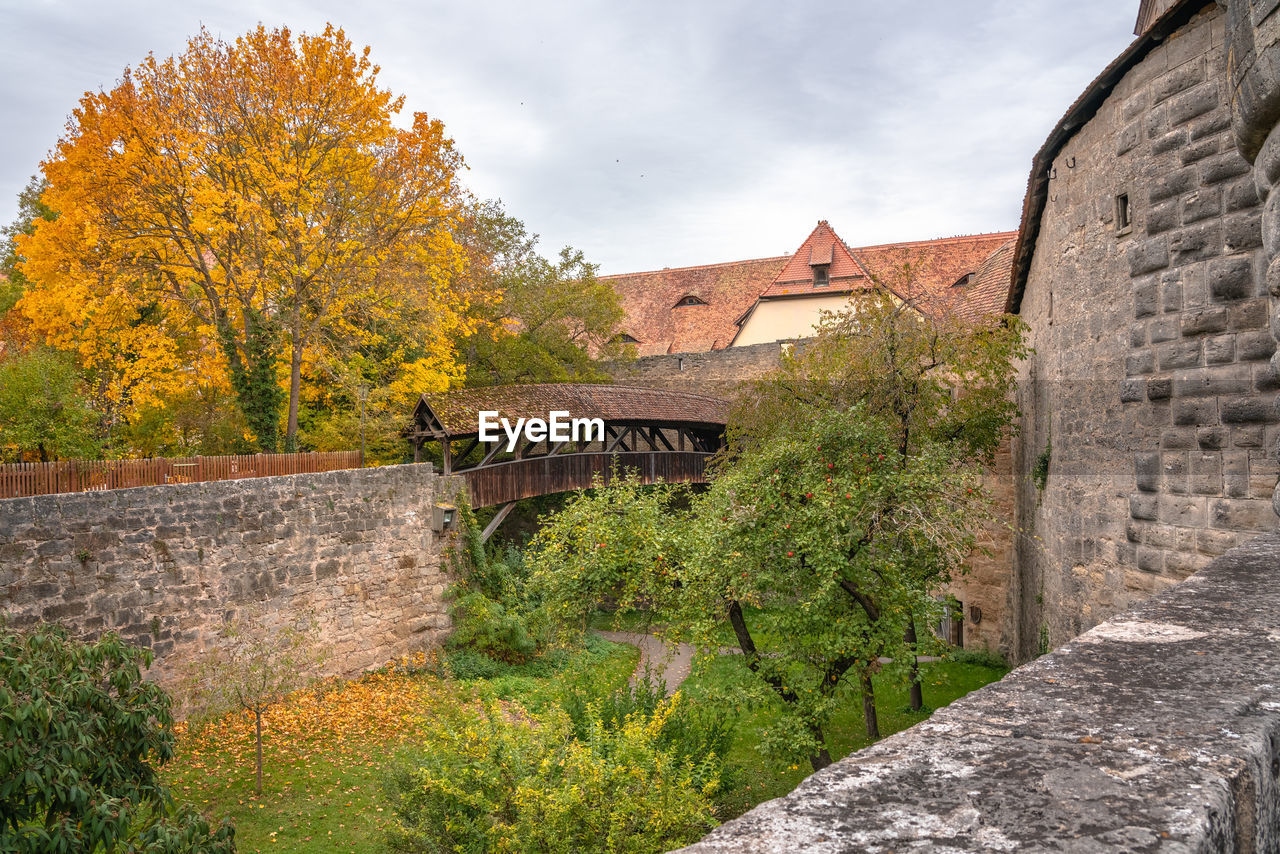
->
[0,451,363,499]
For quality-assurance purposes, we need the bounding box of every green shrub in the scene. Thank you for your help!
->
[387,691,719,854]
[0,623,235,853]
[447,590,538,663]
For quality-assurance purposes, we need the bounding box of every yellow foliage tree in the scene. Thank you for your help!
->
[19,24,472,451]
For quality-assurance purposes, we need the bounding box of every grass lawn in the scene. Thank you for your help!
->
[163,640,638,854]
[164,632,1003,850]
[681,652,1009,819]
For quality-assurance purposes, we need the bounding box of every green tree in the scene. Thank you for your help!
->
[529,291,1027,772]
[0,347,100,462]
[0,623,235,852]
[457,200,632,386]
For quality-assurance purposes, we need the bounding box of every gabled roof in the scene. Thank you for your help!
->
[762,220,868,297]
[602,256,788,355]
[413,383,729,438]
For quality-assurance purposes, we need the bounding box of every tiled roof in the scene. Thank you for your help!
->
[602,256,787,355]
[764,220,867,296]
[853,231,1018,311]
[415,383,730,437]
[605,227,1019,356]
[928,238,1017,324]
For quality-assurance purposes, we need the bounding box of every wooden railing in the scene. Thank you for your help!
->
[0,451,363,499]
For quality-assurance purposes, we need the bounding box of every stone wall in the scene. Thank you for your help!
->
[1014,3,1278,660]
[0,464,459,688]
[604,340,793,397]
[678,530,1280,852]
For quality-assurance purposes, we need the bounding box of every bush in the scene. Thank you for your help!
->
[0,623,235,853]
[446,590,538,663]
[387,690,719,854]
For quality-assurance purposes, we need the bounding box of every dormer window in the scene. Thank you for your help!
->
[812,264,830,287]
[674,295,708,307]
[951,273,974,288]
[613,333,640,344]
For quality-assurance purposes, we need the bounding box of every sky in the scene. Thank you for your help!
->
[0,1,1138,275]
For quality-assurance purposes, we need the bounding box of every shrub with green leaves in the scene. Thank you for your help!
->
[386,689,719,854]
[0,623,235,852]
[445,500,546,664]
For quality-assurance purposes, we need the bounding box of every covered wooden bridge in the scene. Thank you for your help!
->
[409,383,728,509]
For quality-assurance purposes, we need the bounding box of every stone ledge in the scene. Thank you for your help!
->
[675,531,1280,853]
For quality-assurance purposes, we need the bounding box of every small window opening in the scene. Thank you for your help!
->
[1116,193,1131,233]
[812,264,830,287]
[951,272,974,288]
[677,357,685,372]
[614,333,640,344]
[675,295,707,307]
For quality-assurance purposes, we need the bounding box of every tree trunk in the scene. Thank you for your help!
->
[906,619,924,712]
[285,307,302,452]
[254,708,264,795]
[809,721,832,772]
[860,671,880,740]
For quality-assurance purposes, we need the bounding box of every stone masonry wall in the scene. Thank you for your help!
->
[0,464,459,689]
[604,340,793,397]
[1015,4,1277,660]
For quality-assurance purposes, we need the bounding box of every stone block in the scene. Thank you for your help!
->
[1149,169,1198,205]
[1183,188,1223,224]
[1129,238,1171,276]
[1153,129,1188,156]
[1148,377,1174,400]
[1238,330,1278,361]
[1173,364,1252,397]
[1171,222,1224,266]
[1221,396,1276,423]
[1181,136,1221,166]
[1130,493,1159,521]
[1148,200,1180,236]
[1199,151,1253,185]
[1223,211,1264,251]
[1117,122,1142,157]
[1197,427,1228,449]
[1203,334,1237,364]
[1162,428,1196,449]
[1174,398,1219,425]
[1134,276,1159,317]
[1136,452,1162,492]
[1186,108,1232,141]
[1209,497,1277,531]
[1181,307,1230,335]
[1190,452,1223,495]
[1121,379,1145,403]
[1153,58,1206,104]
[1168,83,1220,126]
[1158,495,1205,527]
[1231,297,1270,330]
[1225,177,1261,213]
[1158,339,1202,368]
[1160,275,1183,312]
[1207,255,1254,301]
[1127,349,1156,376]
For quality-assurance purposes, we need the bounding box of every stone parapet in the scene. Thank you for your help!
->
[676,531,1280,852]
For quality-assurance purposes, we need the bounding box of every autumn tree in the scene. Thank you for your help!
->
[529,290,1027,772]
[0,176,53,315]
[18,24,471,452]
[455,199,631,386]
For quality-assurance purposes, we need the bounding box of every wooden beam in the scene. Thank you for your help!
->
[480,502,516,543]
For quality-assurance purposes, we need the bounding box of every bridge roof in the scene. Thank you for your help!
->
[414,383,730,439]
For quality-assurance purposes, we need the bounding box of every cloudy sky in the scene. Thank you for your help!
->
[1,1,1137,274]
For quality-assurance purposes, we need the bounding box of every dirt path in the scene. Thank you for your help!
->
[593,630,697,696]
